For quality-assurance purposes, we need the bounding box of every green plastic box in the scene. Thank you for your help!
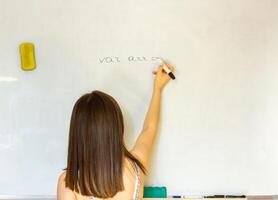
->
[143,186,167,198]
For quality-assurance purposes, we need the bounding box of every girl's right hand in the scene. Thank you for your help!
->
[152,62,174,91]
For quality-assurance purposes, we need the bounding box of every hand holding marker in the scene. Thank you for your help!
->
[159,58,176,80]
[153,58,176,80]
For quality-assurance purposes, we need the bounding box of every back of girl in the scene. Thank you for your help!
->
[57,63,174,200]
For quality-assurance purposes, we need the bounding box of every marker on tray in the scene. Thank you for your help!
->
[204,195,246,198]
[168,195,204,198]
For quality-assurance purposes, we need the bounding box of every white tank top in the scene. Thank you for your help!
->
[89,161,141,200]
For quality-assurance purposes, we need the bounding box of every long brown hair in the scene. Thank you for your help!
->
[65,90,146,198]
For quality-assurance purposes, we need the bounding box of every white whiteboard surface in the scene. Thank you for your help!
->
[0,0,278,196]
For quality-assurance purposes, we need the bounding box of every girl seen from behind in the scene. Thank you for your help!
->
[57,63,174,200]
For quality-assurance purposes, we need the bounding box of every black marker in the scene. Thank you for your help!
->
[225,195,246,198]
[204,195,246,198]
[204,195,225,198]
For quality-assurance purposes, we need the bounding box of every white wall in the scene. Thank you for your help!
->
[0,0,278,196]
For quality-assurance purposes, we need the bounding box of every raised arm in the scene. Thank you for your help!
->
[131,62,174,170]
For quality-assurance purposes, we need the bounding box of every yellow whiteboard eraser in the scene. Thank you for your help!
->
[19,42,36,71]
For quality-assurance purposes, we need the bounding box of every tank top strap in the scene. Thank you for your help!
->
[132,161,141,200]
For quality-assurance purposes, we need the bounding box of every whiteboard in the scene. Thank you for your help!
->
[0,0,278,196]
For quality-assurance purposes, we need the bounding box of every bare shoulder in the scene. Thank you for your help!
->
[57,171,76,200]
[57,171,67,189]
[58,171,66,182]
